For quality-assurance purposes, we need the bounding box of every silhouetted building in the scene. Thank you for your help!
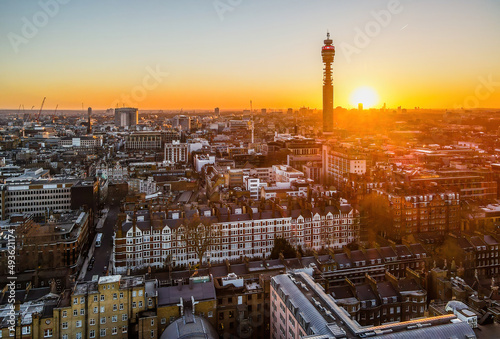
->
[115,107,138,127]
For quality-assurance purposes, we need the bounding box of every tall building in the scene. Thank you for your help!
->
[322,32,335,133]
[87,107,92,134]
[114,107,138,128]
[172,115,191,131]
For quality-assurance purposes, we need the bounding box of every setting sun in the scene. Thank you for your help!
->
[350,86,380,109]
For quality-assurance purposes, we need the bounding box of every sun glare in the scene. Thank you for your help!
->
[350,86,380,109]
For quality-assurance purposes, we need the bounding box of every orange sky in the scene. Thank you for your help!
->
[1,1,499,110]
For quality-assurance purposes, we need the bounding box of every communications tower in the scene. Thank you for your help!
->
[322,32,335,133]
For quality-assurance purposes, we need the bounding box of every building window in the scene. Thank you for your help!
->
[119,303,124,310]
[122,326,128,333]
[22,326,31,334]
[132,302,136,308]
[90,318,96,326]
[120,292,124,298]
[76,320,82,328]
[100,329,106,337]
[89,330,95,338]
[101,295,105,301]
[101,317,106,324]
[76,333,82,339]
[112,315,118,322]
[94,296,98,302]
[94,307,98,314]
[62,311,67,318]
[44,329,53,337]
[101,306,105,313]
[113,304,117,311]
[122,314,128,321]
[81,309,85,315]
[112,327,118,335]
[161,318,166,324]
[73,309,78,316]
[62,322,68,329]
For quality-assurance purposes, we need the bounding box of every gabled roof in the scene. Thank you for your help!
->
[469,236,486,247]
[456,237,473,250]
[355,284,378,303]
[484,235,499,246]
[379,247,397,259]
[350,250,367,263]
[394,245,412,258]
[377,281,398,298]
[409,243,427,256]
[334,253,352,267]
[365,248,383,261]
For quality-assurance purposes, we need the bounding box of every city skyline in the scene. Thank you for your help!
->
[1,0,500,111]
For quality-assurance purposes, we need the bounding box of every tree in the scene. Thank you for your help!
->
[270,237,297,260]
[182,215,218,267]
[359,192,395,243]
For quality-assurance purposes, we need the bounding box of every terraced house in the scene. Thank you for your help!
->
[112,198,359,273]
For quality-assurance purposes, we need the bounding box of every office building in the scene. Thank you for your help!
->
[115,107,138,128]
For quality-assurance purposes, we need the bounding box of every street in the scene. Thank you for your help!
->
[84,204,120,281]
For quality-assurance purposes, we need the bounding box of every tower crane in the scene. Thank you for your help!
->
[36,97,46,122]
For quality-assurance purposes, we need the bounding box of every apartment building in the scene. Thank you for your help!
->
[244,176,267,200]
[112,199,359,273]
[322,145,369,189]
[270,271,476,339]
[375,189,460,240]
[163,141,189,164]
[0,274,222,339]
[96,162,128,182]
[54,275,156,339]
[0,211,91,290]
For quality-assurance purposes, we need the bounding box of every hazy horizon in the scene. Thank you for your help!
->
[1,0,500,111]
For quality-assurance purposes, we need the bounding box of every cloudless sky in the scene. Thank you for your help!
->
[0,0,499,110]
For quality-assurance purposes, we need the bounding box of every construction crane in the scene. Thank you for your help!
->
[36,97,46,122]
[52,104,59,121]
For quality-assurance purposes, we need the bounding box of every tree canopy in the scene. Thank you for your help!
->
[270,237,297,259]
